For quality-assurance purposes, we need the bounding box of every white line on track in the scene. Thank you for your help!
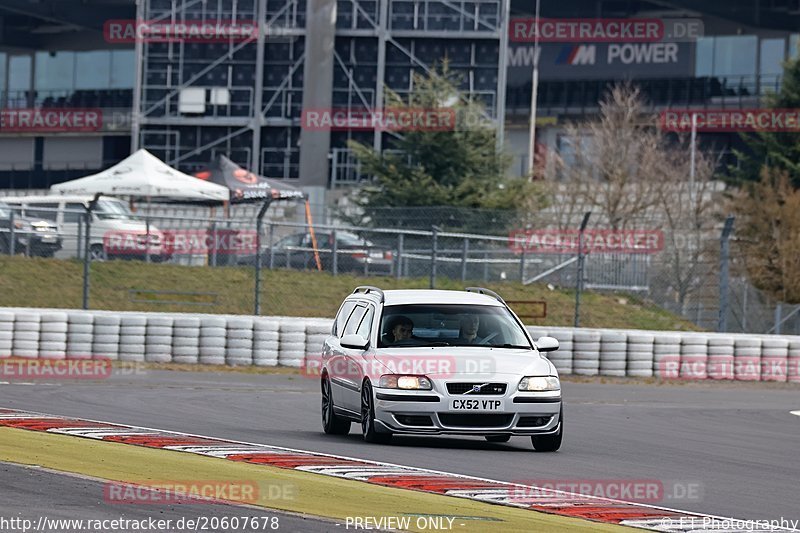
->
[791,411,800,417]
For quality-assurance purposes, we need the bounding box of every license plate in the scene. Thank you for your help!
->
[369,251,383,259]
[40,236,57,243]
[450,398,503,411]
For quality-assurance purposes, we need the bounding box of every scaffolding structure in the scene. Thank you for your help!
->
[134,0,508,186]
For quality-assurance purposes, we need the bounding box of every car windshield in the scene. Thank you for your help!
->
[95,199,136,220]
[378,304,532,349]
[337,232,373,247]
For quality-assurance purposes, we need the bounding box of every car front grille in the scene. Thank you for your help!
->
[438,413,513,428]
[446,382,507,395]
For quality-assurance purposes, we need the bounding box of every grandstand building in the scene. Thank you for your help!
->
[1,1,800,191]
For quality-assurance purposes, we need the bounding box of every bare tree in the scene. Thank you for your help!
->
[653,139,723,314]
[556,84,666,230]
[735,168,800,303]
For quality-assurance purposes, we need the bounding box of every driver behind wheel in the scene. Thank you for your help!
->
[385,315,414,344]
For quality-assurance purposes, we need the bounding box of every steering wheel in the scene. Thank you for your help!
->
[477,332,500,345]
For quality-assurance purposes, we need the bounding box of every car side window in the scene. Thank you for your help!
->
[333,300,357,337]
[356,306,374,341]
[26,203,58,222]
[343,305,367,336]
[64,203,86,224]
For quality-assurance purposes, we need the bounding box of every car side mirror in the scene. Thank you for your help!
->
[340,334,369,350]
[535,336,559,352]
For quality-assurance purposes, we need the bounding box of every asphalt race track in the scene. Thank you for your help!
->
[1,370,798,522]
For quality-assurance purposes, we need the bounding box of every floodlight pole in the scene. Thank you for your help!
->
[254,198,273,315]
[527,0,541,178]
[82,193,102,310]
[574,211,591,328]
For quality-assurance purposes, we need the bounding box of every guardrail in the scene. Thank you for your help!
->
[1,307,798,383]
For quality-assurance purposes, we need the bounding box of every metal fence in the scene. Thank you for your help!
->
[0,198,796,334]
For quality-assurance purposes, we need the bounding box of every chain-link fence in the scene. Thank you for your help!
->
[0,193,795,334]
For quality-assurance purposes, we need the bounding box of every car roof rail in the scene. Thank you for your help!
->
[353,285,385,302]
[465,287,506,305]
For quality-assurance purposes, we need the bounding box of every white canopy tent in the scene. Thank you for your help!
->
[50,149,229,202]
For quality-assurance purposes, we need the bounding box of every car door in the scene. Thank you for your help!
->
[336,303,372,411]
[60,202,85,258]
[341,303,376,411]
[326,300,358,413]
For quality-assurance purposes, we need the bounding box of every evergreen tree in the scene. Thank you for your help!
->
[732,53,800,187]
[346,63,537,231]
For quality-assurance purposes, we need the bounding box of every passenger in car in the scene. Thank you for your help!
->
[457,315,481,344]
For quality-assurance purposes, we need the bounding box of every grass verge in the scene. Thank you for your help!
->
[0,256,696,331]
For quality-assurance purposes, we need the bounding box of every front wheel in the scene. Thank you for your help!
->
[89,244,107,262]
[321,376,350,435]
[531,409,563,452]
[361,381,391,444]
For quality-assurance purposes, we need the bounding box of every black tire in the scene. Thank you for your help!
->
[485,434,511,443]
[321,376,350,435]
[531,409,563,452]
[89,244,107,262]
[0,235,10,255]
[361,381,391,444]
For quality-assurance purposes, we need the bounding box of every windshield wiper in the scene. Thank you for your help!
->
[489,344,532,349]
[424,341,452,347]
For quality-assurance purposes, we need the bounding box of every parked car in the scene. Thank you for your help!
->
[0,201,62,257]
[238,230,393,274]
[2,195,169,262]
[318,286,563,451]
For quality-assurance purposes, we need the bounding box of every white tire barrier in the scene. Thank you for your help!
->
[653,333,681,378]
[144,316,172,363]
[226,316,253,366]
[39,312,68,360]
[626,331,654,378]
[253,319,280,366]
[13,312,40,359]
[66,312,94,360]
[92,314,120,360]
[279,321,306,367]
[118,314,146,362]
[760,337,788,382]
[199,316,226,365]
[0,311,13,358]
[734,337,761,381]
[600,330,627,377]
[706,336,734,380]
[788,340,800,384]
[4,308,800,381]
[547,329,573,375]
[680,335,708,380]
[572,329,601,376]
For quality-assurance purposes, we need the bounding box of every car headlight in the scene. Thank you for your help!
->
[379,374,433,390]
[518,376,560,391]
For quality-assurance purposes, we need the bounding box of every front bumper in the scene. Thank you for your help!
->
[373,388,561,436]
